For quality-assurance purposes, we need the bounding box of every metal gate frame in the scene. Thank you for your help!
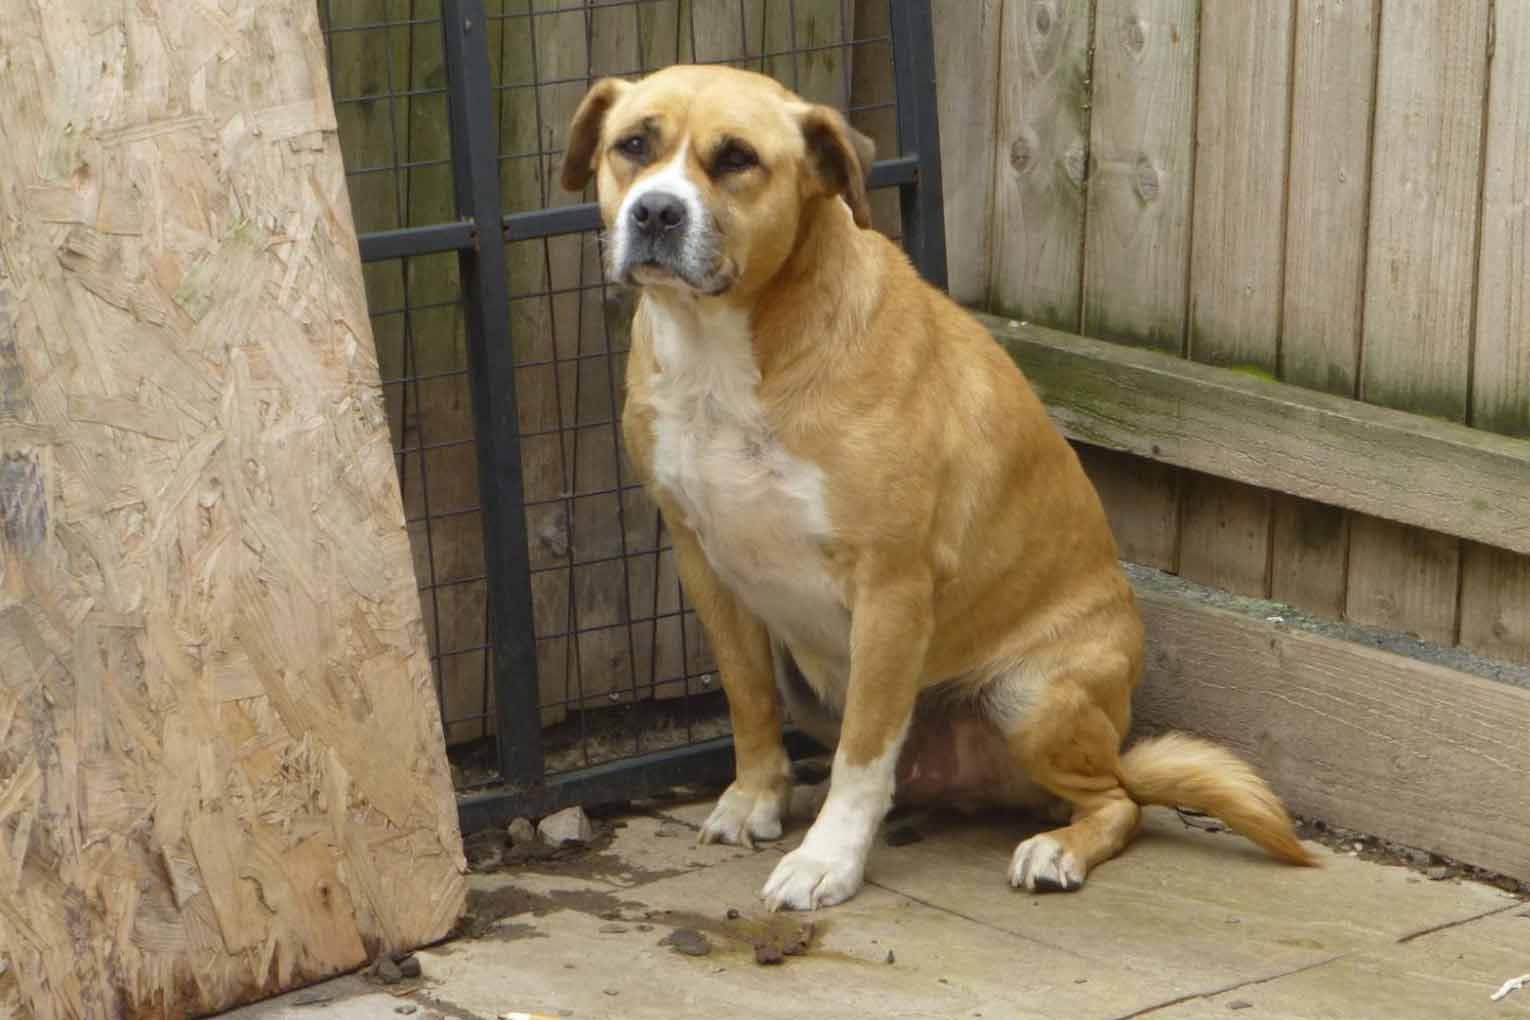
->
[347,0,948,832]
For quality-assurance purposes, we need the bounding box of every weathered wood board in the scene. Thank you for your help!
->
[1131,568,1530,884]
[0,2,466,1017]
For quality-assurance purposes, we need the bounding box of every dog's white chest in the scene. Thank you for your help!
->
[643,302,848,654]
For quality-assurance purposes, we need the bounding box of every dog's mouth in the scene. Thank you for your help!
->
[625,257,737,296]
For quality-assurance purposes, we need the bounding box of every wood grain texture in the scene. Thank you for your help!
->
[1078,0,1198,580]
[1132,573,1530,883]
[932,0,1002,306]
[1083,0,1197,354]
[1459,0,1530,665]
[1177,1,1294,599]
[1348,0,1491,641]
[0,2,466,1017]
[985,316,1530,555]
[1073,446,1179,570]
[1269,0,1377,617]
[989,0,1091,328]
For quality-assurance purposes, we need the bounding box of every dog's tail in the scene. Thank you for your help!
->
[1118,732,1314,866]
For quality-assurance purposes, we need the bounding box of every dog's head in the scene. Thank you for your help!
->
[560,65,874,299]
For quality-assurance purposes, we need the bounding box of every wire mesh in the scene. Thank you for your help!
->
[322,0,905,789]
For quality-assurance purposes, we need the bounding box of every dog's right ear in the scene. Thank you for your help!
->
[561,78,632,192]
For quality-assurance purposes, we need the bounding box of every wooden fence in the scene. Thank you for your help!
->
[936,0,1530,666]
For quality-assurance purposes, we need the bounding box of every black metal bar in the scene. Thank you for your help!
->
[499,156,919,241]
[357,221,477,262]
[439,0,546,786]
[456,729,827,832]
[888,0,948,289]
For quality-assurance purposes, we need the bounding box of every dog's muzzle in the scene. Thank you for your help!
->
[609,187,734,295]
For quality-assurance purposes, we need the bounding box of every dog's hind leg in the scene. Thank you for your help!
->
[994,617,1145,892]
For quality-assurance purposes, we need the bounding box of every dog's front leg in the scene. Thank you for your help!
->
[762,568,933,911]
[665,523,790,847]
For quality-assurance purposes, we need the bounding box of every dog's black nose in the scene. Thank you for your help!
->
[630,192,687,236]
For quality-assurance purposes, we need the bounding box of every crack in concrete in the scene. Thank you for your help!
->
[1108,953,1352,1019]
[862,878,1103,963]
[1395,901,1526,944]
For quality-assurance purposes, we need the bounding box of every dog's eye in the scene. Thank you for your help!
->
[617,135,648,159]
[714,142,758,175]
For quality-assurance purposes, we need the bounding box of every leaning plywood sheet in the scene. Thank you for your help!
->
[0,2,465,1018]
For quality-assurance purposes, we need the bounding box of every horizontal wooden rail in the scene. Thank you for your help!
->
[1127,565,1530,882]
[981,315,1530,555]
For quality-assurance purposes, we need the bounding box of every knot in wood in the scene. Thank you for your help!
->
[1132,155,1160,203]
[1123,15,1147,55]
[1032,1,1053,36]
[1009,133,1036,175]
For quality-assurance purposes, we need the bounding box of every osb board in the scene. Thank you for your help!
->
[0,2,466,1017]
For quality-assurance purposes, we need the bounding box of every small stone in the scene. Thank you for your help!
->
[754,944,784,966]
[603,988,619,997]
[636,924,653,932]
[726,908,740,920]
[507,817,537,845]
[293,992,331,1006]
[375,957,402,984]
[394,1007,417,1015]
[885,950,896,965]
[1427,865,1454,881]
[1224,917,1241,925]
[661,928,711,957]
[395,954,422,979]
[539,806,595,847]
[1228,1001,1253,1011]
[599,924,628,934]
[1074,978,1088,985]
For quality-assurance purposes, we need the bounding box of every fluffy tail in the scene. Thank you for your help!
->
[1118,733,1314,866]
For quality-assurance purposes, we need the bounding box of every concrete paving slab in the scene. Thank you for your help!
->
[1139,907,1530,1019]
[856,809,1516,999]
[413,850,1189,1020]
[217,802,1525,1020]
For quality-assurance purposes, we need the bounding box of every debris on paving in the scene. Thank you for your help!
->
[507,817,537,846]
[1491,974,1530,1002]
[660,928,712,957]
[539,806,596,847]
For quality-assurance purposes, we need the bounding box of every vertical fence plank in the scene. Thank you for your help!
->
[989,0,1092,329]
[1077,0,1198,570]
[1460,1,1530,665]
[933,0,1002,305]
[1177,2,1294,598]
[1347,0,1490,643]
[1269,0,1377,618]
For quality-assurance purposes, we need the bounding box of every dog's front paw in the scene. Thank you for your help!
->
[761,847,863,911]
[698,782,787,848]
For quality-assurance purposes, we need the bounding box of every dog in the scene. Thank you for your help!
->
[560,65,1312,912]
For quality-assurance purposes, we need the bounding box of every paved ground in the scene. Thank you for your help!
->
[227,793,1530,1020]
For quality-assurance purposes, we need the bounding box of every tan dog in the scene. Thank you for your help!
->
[561,65,1311,912]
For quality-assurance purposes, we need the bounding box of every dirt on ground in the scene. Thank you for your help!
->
[1174,808,1530,897]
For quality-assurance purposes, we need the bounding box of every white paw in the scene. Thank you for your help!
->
[1009,834,1085,892]
[761,846,864,911]
[698,783,786,848]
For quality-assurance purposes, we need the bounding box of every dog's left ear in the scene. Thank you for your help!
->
[561,78,632,192]
[798,104,875,228]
